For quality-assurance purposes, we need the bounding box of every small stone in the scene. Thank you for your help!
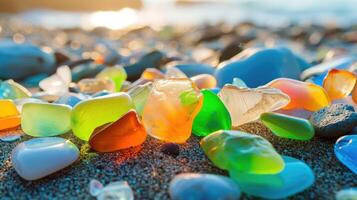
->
[215,48,309,87]
[0,42,55,79]
[21,102,72,137]
[169,173,241,200]
[191,74,217,89]
[336,187,357,200]
[0,80,31,100]
[54,93,87,107]
[261,112,315,140]
[11,137,79,180]
[173,63,215,77]
[310,104,357,138]
[96,65,127,92]
[267,78,331,111]
[161,143,180,157]
[89,179,104,197]
[142,78,203,143]
[89,110,147,152]
[96,181,134,200]
[77,78,116,94]
[39,65,71,95]
[323,69,356,101]
[200,130,284,174]
[0,134,21,142]
[230,156,314,199]
[335,135,357,174]
[72,93,134,141]
[218,84,290,127]
[192,89,231,137]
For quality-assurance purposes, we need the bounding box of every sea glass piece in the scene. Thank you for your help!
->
[0,99,21,130]
[142,78,203,143]
[11,137,79,180]
[97,181,134,200]
[323,69,356,101]
[336,187,357,200]
[200,130,284,174]
[192,90,231,137]
[0,79,31,99]
[218,84,290,127]
[14,98,44,113]
[89,179,104,197]
[165,66,187,78]
[71,93,134,141]
[267,78,330,111]
[96,65,127,91]
[335,135,357,174]
[261,112,315,140]
[78,78,116,94]
[127,82,152,116]
[232,77,247,88]
[21,102,71,137]
[39,65,71,95]
[89,110,147,152]
[191,74,217,89]
[229,156,314,199]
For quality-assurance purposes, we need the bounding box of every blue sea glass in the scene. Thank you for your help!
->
[335,135,357,174]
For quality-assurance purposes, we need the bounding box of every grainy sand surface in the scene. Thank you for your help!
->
[0,122,356,200]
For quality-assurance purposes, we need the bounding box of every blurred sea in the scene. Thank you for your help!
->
[9,0,357,29]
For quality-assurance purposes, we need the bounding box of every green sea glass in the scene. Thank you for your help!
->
[127,82,152,116]
[21,102,71,137]
[200,130,284,174]
[192,89,231,136]
[96,65,127,92]
[0,80,31,99]
[71,93,134,141]
[260,112,315,140]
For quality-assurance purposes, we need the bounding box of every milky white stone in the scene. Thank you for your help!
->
[39,65,71,95]
[218,84,290,127]
[92,181,134,200]
[11,137,79,180]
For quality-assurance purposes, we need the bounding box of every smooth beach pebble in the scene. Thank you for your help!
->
[21,102,71,137]
[191,74,217,89]
[161,143,180,157]
[192,89,231,137]
[335,135,357,174]
[71,93,134,141]
[93,180,134,200]
[96,65,127,92]
[39,65,71,96]
[169,173,241,200]
[215,47,309,87]
[0,99,21,130]
[323,69,356,101]
[142,78,203,143]
[11,137,79,181]
[267,78,330,111]
[0,79,31,100]
[218,84,290,128]
[200,130,284,174]
[310,104,357,138]
[229,156,314,199]
[336,187,357,200]
[261,112,315,140]
[89,110,147,152]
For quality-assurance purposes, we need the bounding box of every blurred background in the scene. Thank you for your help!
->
[1,0,357,30]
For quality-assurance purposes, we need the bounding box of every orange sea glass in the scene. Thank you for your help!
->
[267,78,330,111]
[323,69,356,101]
[0,100,21,130]
[89,110,147,152]
[142,78,203,143]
